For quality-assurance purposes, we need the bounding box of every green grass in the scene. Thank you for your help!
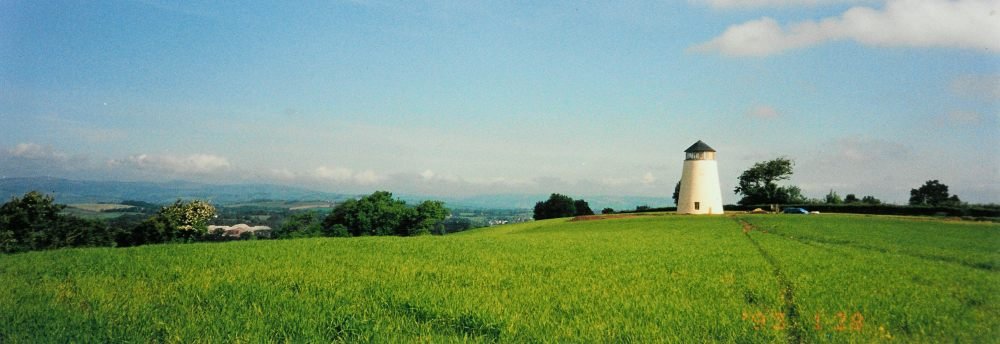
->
[1,214,996,342]
[60,205,141,220]
[67,203,136,212]
[739,215,998,342]
[224,200,335,210]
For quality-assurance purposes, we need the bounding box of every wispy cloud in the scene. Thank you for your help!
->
[7,143,68,161]
[747,105,780,119]
[313,166,385,185]
[832,136,911,162]
[109,153,231,174]
[943,110,984,125]
[0,143,93,177]
[690,0,1000,56]
[950,74,1000,101]
[693,0,874,9]
[641,172,657,185]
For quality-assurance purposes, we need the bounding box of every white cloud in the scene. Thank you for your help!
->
[641,172,657,185]
[7,143,68,161]
[690,17,829,56]
[111,153,231,174]
[313,166,354,182]
[694,0,873,8]
[747,105,780,119]
[313,166,385,185]
[0,143,97,177]
[420,169,436,180]
[690,0,1000,56]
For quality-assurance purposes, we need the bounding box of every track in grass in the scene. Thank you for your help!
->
[736,217,804,344]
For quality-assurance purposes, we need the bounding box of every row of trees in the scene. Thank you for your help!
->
[731,158,961,207]
[537,158,968,215]
[2,190,451,254]
[0,192,219,253]
[823,190,882,205]
[246,191,452,238]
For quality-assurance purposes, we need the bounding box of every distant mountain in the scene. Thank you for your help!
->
[0,177,353,205]
[1,177,671,211]
[431,194,670,212]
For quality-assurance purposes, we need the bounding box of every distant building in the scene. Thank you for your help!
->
[677,140,724,215]
[207,224,272,238]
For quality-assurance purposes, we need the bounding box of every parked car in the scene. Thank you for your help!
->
[782,207,809,214]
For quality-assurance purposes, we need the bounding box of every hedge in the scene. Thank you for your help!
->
[725,204,1000,218]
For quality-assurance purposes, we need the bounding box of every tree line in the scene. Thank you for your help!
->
[1,190,449,254]
[533,157,980,220]
[730,157,964,207]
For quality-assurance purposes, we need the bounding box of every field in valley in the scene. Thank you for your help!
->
[61,203,142,220]
[1,214,996,342]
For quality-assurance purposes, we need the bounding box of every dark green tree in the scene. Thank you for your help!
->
[734,158,801,205]
[909,180,961,206]
[861,195,882,205]
[601,208,615,214]
[844,194,859,204]
[533,193,577,220]
[325,191,412,236]
[0,191,64,252]
[322,191,448,237]
[672,181,681,206]
[0,191,116,252]
[441,217,474,234]
[127,215,172,246]
[825,190,843,204]
[574,199,594,216]
[408,200,449,236]
[273,212,324,238]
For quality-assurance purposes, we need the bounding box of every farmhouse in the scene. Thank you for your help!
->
[207,224,273,238]
[676,140,724,215]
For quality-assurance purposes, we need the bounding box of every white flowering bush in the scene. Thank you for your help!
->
[160,200,216,234]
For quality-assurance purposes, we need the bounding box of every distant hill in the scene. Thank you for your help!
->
[433,194,670,213]
[0,177,353,205]
[0,177,670,211]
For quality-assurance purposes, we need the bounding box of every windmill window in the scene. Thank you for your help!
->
[694,202,700,210]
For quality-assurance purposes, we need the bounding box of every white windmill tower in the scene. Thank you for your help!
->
[677,140,724,215]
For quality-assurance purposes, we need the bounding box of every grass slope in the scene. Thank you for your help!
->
[1,214,996,343]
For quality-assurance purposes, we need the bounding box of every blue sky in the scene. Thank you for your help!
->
[1,0,998,204]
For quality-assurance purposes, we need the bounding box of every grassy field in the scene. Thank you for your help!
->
[61,203,141,220]
[224,200,336,210]
[67,203,137,212]
[0,214,996,342]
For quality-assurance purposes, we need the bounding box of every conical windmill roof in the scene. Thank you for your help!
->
[684,140,716,153]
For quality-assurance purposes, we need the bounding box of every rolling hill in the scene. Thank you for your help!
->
[0,177,667,211]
